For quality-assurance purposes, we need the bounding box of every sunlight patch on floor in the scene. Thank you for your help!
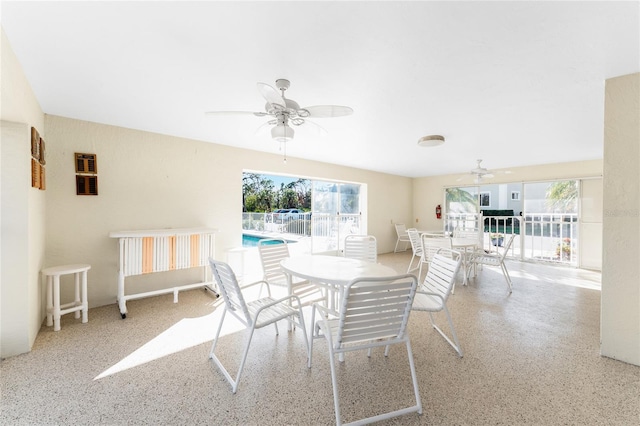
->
[93,306,244,380]
[508,262,601,290]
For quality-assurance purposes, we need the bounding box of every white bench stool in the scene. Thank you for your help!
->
[41,264,91,331]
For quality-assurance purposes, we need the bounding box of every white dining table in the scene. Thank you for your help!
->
[280,255,398,311]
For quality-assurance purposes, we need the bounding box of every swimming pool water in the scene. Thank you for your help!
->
[242,234,289,247]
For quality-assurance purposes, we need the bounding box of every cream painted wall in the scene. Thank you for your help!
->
[601,73,640,365]
[1,29,46,358]
[412,160,603,233]
[44,115,413,310]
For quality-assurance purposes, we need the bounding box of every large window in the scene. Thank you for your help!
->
[445,186,478,214]
[242,172,363,253]
[522,180,578,263]
[444,180,580,265]
[479,192,491,207]
[312,181,360,215]
[311,180,362,252]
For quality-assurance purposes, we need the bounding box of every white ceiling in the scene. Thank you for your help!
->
[2,1,638,178]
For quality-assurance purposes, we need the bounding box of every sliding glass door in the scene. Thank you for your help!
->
[311,181,362,253]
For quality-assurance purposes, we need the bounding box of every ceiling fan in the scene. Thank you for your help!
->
[205,78,353,147]
[458,159,510,184]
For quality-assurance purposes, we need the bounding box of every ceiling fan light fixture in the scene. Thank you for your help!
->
[418,134,445,147]
[271,125,294,142]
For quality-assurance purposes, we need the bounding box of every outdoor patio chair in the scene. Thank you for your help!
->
[418,234,452,281]
[258,239,326,307]
[394,223,411,252]
[406,228,423,274]
[454,227,483,243]
[207,258,309,393]
[344,234,377,263]
[308,273,422,426]
[412,249,464,357]
[470,234,515,292]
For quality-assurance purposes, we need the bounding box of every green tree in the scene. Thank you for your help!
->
[242,173,276,212]
[242,173,262,212]
[287,179,311,210]
[446,188,477,213]
[256,182,274,211]
[281,188,298,208]
[242,173,312,212]
[546,181,578,213]
[244,194,258,212]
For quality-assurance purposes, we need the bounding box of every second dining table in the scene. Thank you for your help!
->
[450,237,481,285]
[419,232,480,285]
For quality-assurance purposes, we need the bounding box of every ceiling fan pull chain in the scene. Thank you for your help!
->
[283,141,287,164]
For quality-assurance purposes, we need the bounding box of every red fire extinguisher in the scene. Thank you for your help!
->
[435,204,442,219]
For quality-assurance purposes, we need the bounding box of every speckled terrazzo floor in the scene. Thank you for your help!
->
[1,252,639,425]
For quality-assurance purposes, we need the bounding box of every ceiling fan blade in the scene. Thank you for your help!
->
[257,82,286,110]
[255,120,273,136]
[302,119,328,136]
[303,105,353,118]
[205,111,268,117]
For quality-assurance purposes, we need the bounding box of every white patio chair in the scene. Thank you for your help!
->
[471,234,515,292]
[412,249,464,357]
[422,231,445,238]
[394,223,411,252]
[343,234,377,263]
[418,234,452,282]
[454,227,483,243]
[308,274,422,426]
[258,239,326,307]
[406,228,423,274]
[208,258,309,393]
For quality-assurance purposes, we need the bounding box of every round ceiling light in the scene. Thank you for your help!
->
[417,134,445,147]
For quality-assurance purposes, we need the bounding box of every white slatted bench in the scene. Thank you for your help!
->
[109,228,218,318]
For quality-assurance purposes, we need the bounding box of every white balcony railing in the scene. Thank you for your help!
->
[445,212,578,265]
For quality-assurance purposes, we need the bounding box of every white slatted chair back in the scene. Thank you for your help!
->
[344,235,377,263]
[495,233,515,261]
[407,228,422,255]
[209,258,252,325]
[207,258,309,393]
[258,239,291,286]
[394,223,411,252]
[308,273,422,425]
[418,235,453,281]
[406,228,423,274]
[258,238,325,307]
[420,249,461,308]
[454,227,483,247]
[422,235,453,263]
[413,248,464,357]
[422,232,445,238]
[395,223,408,237]
[336,275,416,348]
[473,234,515,292]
